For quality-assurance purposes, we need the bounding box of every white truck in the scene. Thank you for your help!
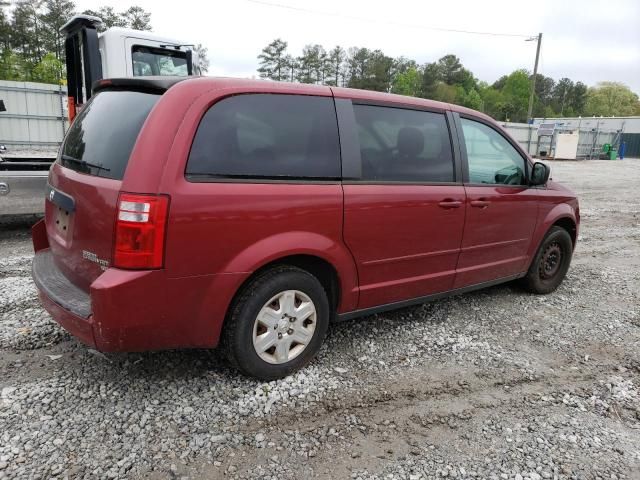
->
[0,14,201,216]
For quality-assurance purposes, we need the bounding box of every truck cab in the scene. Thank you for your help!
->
[100,27,198,78]
[61,14,200,120]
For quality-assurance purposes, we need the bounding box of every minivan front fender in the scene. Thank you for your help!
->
[527,202,578,263]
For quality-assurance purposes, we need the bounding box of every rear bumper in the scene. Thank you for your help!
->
[32,249,97,347]
[37,288,97,347]
[32,248,248,352]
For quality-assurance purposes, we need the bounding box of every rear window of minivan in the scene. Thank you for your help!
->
[60,91,160,180]
[186,94,340,180]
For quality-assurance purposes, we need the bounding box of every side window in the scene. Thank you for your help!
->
[186,94,340,179]
[460,118,526,185]
[353,105,454,182]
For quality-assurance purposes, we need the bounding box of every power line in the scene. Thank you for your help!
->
[245,0,533,38]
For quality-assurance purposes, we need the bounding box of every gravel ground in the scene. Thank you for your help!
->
[1,159,639,480]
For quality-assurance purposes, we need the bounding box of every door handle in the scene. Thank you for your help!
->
[438,199,463,209]
[470,199,490,208]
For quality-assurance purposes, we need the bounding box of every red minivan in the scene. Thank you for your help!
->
[32,77,579,379]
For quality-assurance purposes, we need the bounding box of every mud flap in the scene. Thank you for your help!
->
[32,218,49,252]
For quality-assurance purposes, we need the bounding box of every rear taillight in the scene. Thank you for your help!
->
[114,193,169,269]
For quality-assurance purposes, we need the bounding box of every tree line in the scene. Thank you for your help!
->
[257,39,640,122]
[0,0,208,85]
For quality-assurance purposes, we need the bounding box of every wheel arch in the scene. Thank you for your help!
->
[221,232,359,313]
[231,254,344,320]
[526,203,578,270]
[551,216,577,247]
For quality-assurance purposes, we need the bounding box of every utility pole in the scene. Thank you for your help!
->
[526,33,542,124]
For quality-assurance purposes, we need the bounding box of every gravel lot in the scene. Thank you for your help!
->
[1,159,639,480]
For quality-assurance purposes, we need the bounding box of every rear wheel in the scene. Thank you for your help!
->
[521,226,573,294]
[223,266,330,380]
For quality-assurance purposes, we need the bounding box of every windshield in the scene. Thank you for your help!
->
[60,90,160,180]
[132,45,189,76]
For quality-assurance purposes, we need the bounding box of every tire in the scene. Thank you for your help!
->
[520,226,573,294]
[222,266,330,380]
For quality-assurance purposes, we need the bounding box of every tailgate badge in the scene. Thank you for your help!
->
[82,250,109,270]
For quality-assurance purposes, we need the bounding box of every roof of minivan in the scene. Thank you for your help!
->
[95,76,495,124]
[188,77,496,123]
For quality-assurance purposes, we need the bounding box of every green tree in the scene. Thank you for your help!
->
[313,45,328,84]
[420,62,440,99]
[569,81,588,115]
[437,54,460,84]
[393,56,418,75]
[257,38,288,81]
[492,75,508,90]
[31,51,62,83]
[531,73,555,117]
[478,83,505,118]
[326,45,345,86]
[501,69,530,122]
[283,54,297,82]
[12,0,45,66]
[40,0,75,60]
[365,49,393,92]
[0,48,25,80]
[391,56,418,88]
[457,87,483,110]
[438,54,473,86]
[585,82,640,116]
[82,6,124,31]
[346,47,369,88]
[551,77,574,116]
[0,0,11,51]
[432,83,457,103]
[122,6,151,31]
[297,44,324,84]
[391,66,421,97]
[82,6,152,32]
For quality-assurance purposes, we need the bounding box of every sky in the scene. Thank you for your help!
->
[75,0,640,94]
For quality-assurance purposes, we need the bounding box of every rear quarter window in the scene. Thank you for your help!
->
[61,91,160,180]
[186,94,340,180]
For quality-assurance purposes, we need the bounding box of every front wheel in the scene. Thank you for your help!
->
[520,226,573,294]
[222,266,330,380]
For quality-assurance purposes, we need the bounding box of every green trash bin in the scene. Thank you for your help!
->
[609,149,617,160]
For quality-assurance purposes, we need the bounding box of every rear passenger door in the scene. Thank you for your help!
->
[453,114,538,288]
[336,99,466,309]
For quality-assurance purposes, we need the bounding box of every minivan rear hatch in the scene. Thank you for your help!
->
[45,84,165,291]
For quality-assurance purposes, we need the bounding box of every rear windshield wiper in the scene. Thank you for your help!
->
[61,154,110,172]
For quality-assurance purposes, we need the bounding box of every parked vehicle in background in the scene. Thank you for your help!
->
[31,77,580,379]
[0,14,201,216]
[61,15,202,120]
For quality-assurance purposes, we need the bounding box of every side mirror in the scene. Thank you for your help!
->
[530,162,550,186]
